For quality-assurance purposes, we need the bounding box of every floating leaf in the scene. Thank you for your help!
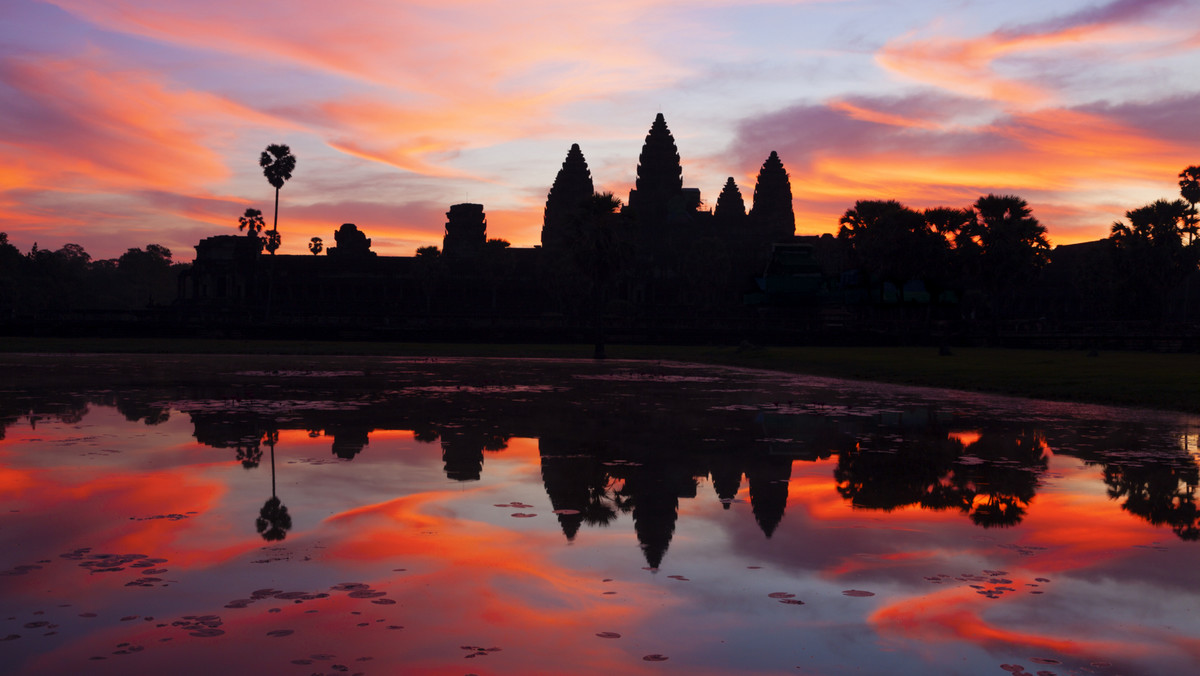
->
[330,583,369,592]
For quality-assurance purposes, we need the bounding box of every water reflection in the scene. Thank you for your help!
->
[3,363,1198,551]
[255,431,291,541]
[1,356,1198,674]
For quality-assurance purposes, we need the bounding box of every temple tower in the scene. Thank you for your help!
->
[748,151,795,242]
[443,203,487,259]
[542,143,595,252]
[713,177,747,227]
[326,223,375,259]
[628,113,683,226]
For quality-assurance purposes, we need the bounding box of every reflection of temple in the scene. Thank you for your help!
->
[176,114,800,335]
[7,367,1200,567]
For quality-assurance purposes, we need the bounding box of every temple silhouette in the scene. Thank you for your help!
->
[175,113,816,340]
[7,113,1196,345]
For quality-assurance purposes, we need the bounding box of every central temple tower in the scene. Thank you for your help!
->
[628,113,683,225]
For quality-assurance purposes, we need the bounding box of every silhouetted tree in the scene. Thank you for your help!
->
[262,230,281,255]
[922,206,974,310]
[260,144,296,255]
[238,208,266,243]
[117,244,176,307]
[960,195,1050,325]
[1111,199,1193,320]
[308,236,323,255]
[1179,165,1200,245]
[838,200,949,309]
[0,233,20,319]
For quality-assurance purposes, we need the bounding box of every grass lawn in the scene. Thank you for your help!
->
[3,337,1197,413]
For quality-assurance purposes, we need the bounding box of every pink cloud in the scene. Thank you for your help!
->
[727,91,1197,243]
[877,0,1193,106]
[0,50,294,257]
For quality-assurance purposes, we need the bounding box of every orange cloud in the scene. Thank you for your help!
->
[827,99,944,131]
[0,55,278,195]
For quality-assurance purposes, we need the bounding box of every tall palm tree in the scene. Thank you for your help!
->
[259,144,296,255]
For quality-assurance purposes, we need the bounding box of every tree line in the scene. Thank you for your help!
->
[0,234,185,320]
[834,165,1200,326]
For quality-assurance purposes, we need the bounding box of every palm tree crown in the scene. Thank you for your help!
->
[260,144,296,190]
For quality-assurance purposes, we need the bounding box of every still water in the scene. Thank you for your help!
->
[1,355,1197,675]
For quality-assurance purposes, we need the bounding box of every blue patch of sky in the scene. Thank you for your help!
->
[0,1,96,54]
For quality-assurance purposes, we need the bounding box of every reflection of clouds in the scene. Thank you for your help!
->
[869,587,1128,656]
[317,489,656,664]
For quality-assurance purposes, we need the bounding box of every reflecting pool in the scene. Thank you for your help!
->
[1,355,1198,675]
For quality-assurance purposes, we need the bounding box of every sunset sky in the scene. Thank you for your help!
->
[2,0,1199,261]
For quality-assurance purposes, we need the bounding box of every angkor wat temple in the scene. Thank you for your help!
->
[177,114,821,341]
[175,114,1200,346]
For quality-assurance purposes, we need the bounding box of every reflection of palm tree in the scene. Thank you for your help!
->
[254,430,292,541]
[955,430,1045,528]
[583,476,631,527]
[236,438,262,469]
[968,495,1026,528]
[1104,462,1199,541]
[256,496,292,541]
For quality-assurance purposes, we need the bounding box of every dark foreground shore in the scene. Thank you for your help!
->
[3,337,1197,413]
